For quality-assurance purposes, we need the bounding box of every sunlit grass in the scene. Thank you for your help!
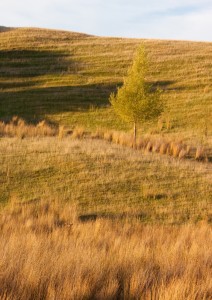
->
[0,27,211,148]
[1,137,211,223]
[0,198,211,299]
[0,27,211,299]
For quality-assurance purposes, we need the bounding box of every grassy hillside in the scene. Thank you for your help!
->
[0,27,211,299]
[1,137,211,223]
[0,27,211,148]
[0,26,211,213]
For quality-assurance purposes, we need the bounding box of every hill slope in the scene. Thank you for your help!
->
[0,27,211,146]
[1,137,211,222]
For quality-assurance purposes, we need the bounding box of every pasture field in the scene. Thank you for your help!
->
[0,136,211,299]
[0,27,211,149]
[0,27,211,299]
[1,137,211,223]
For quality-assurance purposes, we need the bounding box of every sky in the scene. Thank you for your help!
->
[0,0,212,41]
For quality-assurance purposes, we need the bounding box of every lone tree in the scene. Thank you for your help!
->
[110,45,163,146]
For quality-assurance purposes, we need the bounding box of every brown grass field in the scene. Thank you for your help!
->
[0,136,211,299]
[0,26,211,299]
[0,199,211,300]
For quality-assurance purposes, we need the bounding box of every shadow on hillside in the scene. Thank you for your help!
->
[149,80,184,91]
[0,80,41,89]
[0,48,119,122]
[79,212,149,222]
[0,83,119,123]
[0,47,184,123]
[1,80,185,124]
[0,79,183,124]
[0,49,80,78]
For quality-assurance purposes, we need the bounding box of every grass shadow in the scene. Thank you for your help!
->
[0,49,120,123]
[0,49,78,78]
[0,83,119,123]
[149,80,184,91]
[79,212,149,223]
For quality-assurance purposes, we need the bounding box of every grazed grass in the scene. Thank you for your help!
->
[0,199,211,299]
[1,137,211,223]
[0,27,211,148]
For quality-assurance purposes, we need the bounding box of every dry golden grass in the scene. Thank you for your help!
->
[178,148,188,159]
[171,143,182,158]
[0,199,211,300]
[72,126,85,139]
[0,135,211,298]
[152,141,161,153]
[103,130,113,142]
[77,129,209,162]
[0,116,57,138]
[58,125,66,139]
[195,146,207,161]
[90,128,104,139]
[159,142,169,155]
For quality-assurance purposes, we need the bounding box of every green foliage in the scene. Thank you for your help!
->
[110,45,163,126]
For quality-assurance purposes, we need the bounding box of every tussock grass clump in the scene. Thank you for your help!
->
[111,131,121,144]
[137,137,150,150]
[195,146,207,161]
[0,199,211,299]
[178,148,188,159]
[171,142,183,158]
[58,125,66,139]
[70,128,210,161]
[103,130,113,142]
[145,141,153,152]
[152,140,162,153]
[159,142,169,155]
[0,117,57,138]
[72,126,85,139]
[118,132,134,148]
[91,129,104,139]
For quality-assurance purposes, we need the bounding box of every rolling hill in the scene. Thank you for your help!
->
[0,27,211,148]
[0,27,211,299]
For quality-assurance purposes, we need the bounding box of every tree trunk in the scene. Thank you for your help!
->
[133,122,137,148]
